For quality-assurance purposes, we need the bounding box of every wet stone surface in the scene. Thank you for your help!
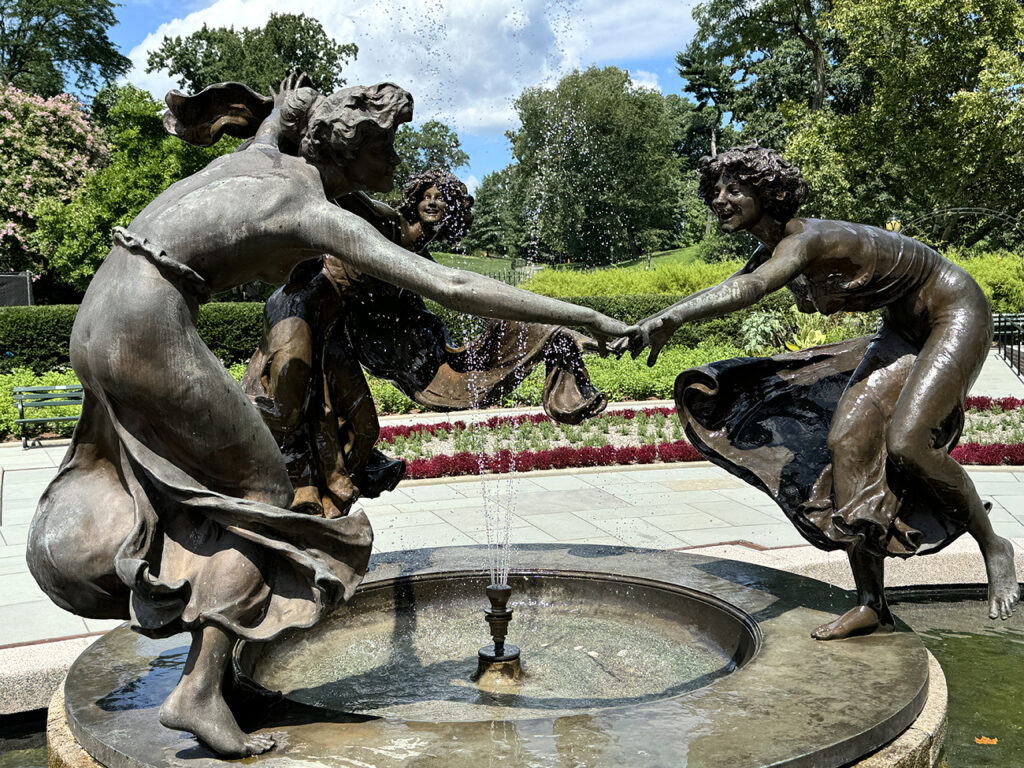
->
[63,545,930,768]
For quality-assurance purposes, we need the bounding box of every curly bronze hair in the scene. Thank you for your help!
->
[697,143,807,222]
[397,168,475,243]
[299,82,414,164]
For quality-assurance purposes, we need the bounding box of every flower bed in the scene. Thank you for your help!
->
[382,399,1024,480]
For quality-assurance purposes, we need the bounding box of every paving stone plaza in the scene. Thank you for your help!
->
[2,350,1024,715]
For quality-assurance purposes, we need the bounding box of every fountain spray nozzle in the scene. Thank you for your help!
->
[484,583,515,658]
[478,583,520,663]
[475,582,523,687]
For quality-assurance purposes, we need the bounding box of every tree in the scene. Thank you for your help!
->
[31,85,235,289]
[507,67,683,264]
[0,0,130,98]
[0,83,105,277]
[146,13,357,94]
[783,0,1024,231]
[461,170,513,256]
[683,0,870,149]
[675,47,736,159]
[382,119,470,204]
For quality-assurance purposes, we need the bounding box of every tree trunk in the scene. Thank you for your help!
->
[706,124,718,235]
[939,213,960,244]
[810,42,826,112]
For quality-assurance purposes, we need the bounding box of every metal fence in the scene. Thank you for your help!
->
[995,312,1024,379]
[0,271,33,305]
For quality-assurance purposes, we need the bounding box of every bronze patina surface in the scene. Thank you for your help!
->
[618,143,1020,639]
[24,77,631,758]
[61,545,930,768]
[243,169,606,518]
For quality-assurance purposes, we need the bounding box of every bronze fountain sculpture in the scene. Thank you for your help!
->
[24,77,631,758]
[616,143,1020,639]
[243,167,607,517]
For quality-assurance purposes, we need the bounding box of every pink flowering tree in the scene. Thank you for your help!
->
[0,83,106,274]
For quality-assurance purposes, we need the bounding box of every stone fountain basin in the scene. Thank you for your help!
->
[236,570,760,722]
[61,545,930,768]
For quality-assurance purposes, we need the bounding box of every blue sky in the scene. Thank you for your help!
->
[107,0,699,192]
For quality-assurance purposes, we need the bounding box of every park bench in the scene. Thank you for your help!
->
[12,385,84,449]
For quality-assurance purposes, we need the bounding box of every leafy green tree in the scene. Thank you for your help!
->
[0,0,130,98]
[461,170,512,256]
[31,85,236,289]
[508,67,683,264]
[675,47,736,159]
[146,13,357,93]
[0,84,106,276]
[784,0,1024,231]
[683,0,870,148]
[382,119,470,204]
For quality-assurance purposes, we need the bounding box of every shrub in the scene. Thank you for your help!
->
[196,303,264,365]
[947,249,1024,313]
[0,305,79,374]
[0,302,266,373]
[520,261,742,296]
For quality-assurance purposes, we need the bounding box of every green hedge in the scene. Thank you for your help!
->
[0,303,266,374]
[0,297,765,373]
[0,342,748,439]
[0,305,79,374]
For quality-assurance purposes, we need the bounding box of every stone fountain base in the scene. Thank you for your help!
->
[48,545,946,768]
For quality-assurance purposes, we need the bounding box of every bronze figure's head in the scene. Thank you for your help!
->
[398,168,475,243]
[697,144,807,225]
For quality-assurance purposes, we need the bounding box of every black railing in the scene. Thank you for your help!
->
[995,312,1024,379]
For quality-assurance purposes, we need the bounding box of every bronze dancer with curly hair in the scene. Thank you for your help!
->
[619,143,1019,639]
[244,167,608,518]
[28,77,631,757]
[396,168,475,248]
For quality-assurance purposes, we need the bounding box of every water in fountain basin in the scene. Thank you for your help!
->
[251,574,736,723]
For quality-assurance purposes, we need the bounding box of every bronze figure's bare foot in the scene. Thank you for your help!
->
[983,536,1020,619]
[811,606,894,641]
[159,683,275,757]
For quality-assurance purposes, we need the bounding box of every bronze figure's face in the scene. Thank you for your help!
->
[345,131,402,193]
[417,185,446,226]
[711,172,763,233]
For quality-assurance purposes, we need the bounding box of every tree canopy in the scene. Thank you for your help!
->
[0,83,106,277]
[682,0,1024,242]
[0,0,130,98]
[506,67,684,264]
[145,13,358,94]
[381,119,470,205]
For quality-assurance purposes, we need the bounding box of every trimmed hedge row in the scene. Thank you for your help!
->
[0,296,780,373]
[0,303,267,374]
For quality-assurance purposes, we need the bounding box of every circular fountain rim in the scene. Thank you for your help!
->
[61,544,932,768]
[234,567,764,720]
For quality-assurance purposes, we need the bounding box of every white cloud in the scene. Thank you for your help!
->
[461,174,480,194]
[125,0,699,134]
[629,70,661,92]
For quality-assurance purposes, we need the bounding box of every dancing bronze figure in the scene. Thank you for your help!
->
[244,168,606,518]
[27,78,630,757]
[619,144,1019,639]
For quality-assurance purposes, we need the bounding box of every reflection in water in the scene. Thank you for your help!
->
[0,710,46,768]
[256,580,737,721]
[95,646,189,712]
[892,592,1024,767]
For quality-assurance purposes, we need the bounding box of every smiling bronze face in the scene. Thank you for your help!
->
[711,172,764,233]
[417,185,446,225]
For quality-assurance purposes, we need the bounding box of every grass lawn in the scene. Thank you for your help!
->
[434,245,701,280]
[432,252,526,279]
[607,244,702,269]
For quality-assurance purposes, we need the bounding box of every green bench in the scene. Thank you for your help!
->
[13,385,84,449]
